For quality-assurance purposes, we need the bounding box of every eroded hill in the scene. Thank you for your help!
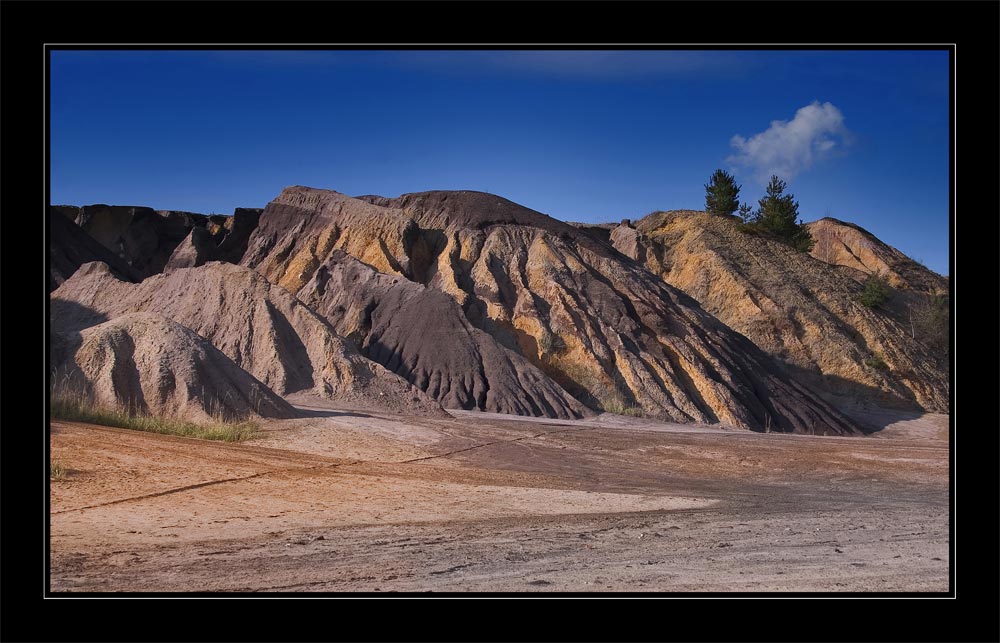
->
[239,187,859,434]
[51,261,443,416]
[807,217,947,292]
[54,312,296,422]
[608,211,948,412]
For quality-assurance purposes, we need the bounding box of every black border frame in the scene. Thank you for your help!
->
[4,1,996,642]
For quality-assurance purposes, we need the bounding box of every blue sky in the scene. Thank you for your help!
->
[50,50,950,274]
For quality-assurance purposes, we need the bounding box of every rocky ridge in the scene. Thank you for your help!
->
[57,204,263,278]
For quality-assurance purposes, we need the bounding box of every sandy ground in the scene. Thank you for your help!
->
[49,407,949,592]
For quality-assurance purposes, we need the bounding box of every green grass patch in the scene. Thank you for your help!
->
[51,393,260,442]
[602,399,646,418]
[863,354,889,371]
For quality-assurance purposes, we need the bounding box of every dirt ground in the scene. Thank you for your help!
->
[49,405,949,592]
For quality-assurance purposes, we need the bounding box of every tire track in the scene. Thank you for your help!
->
[53,459,363,515]
[52,423,596,514]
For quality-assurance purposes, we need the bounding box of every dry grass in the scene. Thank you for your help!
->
[50,386,260,442]
[864,354,889,372]
[50,461,68,480]
[601,384,646,418]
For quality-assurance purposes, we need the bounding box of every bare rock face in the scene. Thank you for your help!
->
[57,312,295,422]
[566,221,615,245]
[66,204,263,278]
[613,211,948,412]
[242,186,861,434]
[50,207,141,291]
[163,227,220,271]
[72,205,192,277]
[243,189,428,291]
[358,190,584,236]
[807,217,948,292]
[216,208,264,264]
[51,262,444,415]
[51,205,81,220]
[244,189,591,419]
[609,224,655,265]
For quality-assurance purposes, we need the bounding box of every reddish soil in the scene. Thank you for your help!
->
[50,408,949,592]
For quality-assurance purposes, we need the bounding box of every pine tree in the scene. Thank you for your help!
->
[858,272,893,308]
[737,202,757,224]
[755,175,814,252]
[704,169,741,216]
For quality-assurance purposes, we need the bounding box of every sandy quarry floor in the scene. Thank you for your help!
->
[49,407,949,592]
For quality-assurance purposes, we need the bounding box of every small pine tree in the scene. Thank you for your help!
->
[859,272,893,308]
[704,169,741,217]
[737,202,757,224]
[754,175,814,252]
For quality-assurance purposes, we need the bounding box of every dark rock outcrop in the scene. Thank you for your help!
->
[296,250,590,418]
[50,207,141,291]
[217,208,264,264]
[164,227,220,271]
[72,205,191,277]
[63,204,263,278]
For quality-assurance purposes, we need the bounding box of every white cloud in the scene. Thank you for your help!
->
[727,101,850,182]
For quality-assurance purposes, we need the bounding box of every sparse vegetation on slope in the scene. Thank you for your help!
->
[864,354,889,371]
[806,217,947,293]
[602,399,646,417]
[738,176,815,252]
[859,272,893,309]
[614,209,949,412]
[51,386,260,442]
[908,293,949,352]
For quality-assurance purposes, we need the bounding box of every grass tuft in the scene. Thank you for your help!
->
[601,390,646,418]
[50,461,68,480]
[863,354,889,371]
